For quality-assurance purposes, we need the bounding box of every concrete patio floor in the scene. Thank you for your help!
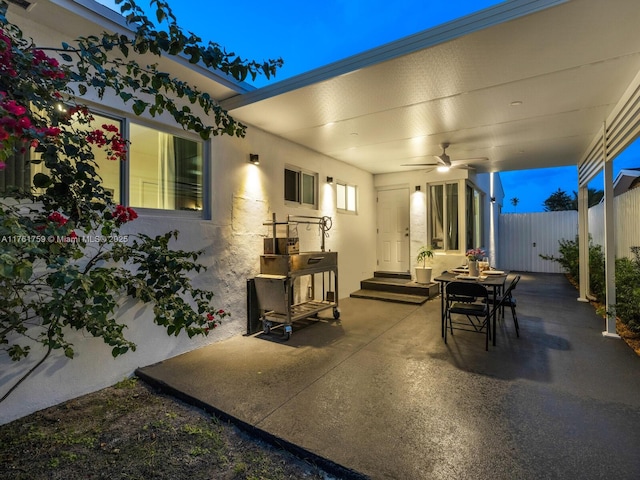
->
[137,273,640,480]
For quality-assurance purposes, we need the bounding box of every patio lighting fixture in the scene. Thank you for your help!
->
[491,196,496,203]
[437,165,450,172]
[326,176,334,184]
[415,185,421,191]
[249,153,260,165]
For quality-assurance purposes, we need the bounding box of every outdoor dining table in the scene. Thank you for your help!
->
[433,269,509,346]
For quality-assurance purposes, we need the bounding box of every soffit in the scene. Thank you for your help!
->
[221,0,640,174]
[9,0,251,102]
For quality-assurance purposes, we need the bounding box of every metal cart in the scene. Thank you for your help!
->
[254,215,339,340]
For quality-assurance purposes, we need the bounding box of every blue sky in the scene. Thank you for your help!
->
[97,0,639,213]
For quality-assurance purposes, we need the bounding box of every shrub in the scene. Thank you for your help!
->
[615,249,640,333]
[540,236,605,302]
[542,239,640,332]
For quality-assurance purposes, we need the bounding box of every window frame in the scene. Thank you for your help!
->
[336,181,358,214]
[8,103,209,219]
[428,181,460,252]
[284,165,318,209]
[465,181,484,251]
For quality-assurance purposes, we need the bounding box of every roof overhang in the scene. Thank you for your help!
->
[613,168,640,196]
[8,0,256,101]
[220,0,640,175]
[9,0,640,177]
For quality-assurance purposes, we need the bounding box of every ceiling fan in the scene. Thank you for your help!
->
[401,143,487,172]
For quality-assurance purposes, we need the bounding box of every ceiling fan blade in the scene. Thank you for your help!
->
[455,156,488,161]
[454,164,476,170]
[400,163,438,167]
[435,154,450,166]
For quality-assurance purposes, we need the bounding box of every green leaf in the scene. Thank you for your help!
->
[33,173,52,188]
[18,265,33,282]
[156,8,166,24]
[132,100,147,115]
[187,48,200,64]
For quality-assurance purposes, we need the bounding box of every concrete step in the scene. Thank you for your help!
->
[360,277,438,297]
[373,271,412,280]
[351,271,439,304]
[349,289,431,305]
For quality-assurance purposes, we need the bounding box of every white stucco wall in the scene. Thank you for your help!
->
[1,6,377,424]
[2,0,505,424]
[1,123,376,425]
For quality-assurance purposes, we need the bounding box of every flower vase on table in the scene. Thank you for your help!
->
[468,260,479,277]
[466,248,486,277]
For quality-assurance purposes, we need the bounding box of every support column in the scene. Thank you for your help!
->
[577,183,589,302]
[602,142,619,338]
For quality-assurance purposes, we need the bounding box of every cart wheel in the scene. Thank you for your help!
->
[263,321,271,335]
[283,325,292,341]
[333,308,340,320]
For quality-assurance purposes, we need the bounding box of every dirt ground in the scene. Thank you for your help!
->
[0,378,333,480]
[617,318,640,356]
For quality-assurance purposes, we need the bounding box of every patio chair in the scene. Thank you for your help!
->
[444,281,491,351]
[489,275,521,337]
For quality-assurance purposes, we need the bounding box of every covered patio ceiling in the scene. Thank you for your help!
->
[220,0,640,175]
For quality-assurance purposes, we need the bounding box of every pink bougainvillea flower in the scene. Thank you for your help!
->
[3,100,26,116]
[17,116,31,130]
[111,205,138,225]
[40,126,61,137]
[47,211,68,227]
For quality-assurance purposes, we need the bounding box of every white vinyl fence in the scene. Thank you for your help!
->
[589,186,640,259]
[499,187,640,272]
[499,211,578,273]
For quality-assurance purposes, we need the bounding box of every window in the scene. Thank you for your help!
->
[129,123,203,211]
[89,114,122,203]
[16,110,204,213]
[466,183,484,250]
[25,112,123,202]
[0,150,30,194]
[284,166,317,208]
[429,182,459,251]
[337,182,357,213]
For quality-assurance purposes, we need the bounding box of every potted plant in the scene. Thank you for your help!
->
[415,246,434,284]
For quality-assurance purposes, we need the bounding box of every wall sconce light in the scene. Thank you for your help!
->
[249,153,260,165]
[326,176,334,184]
[415,185,421,192]
[490,196,496,203]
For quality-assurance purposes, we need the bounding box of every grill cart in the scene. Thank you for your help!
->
[254,214,339,340]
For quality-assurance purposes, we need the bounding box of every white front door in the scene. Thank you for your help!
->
[377,188,410,272]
